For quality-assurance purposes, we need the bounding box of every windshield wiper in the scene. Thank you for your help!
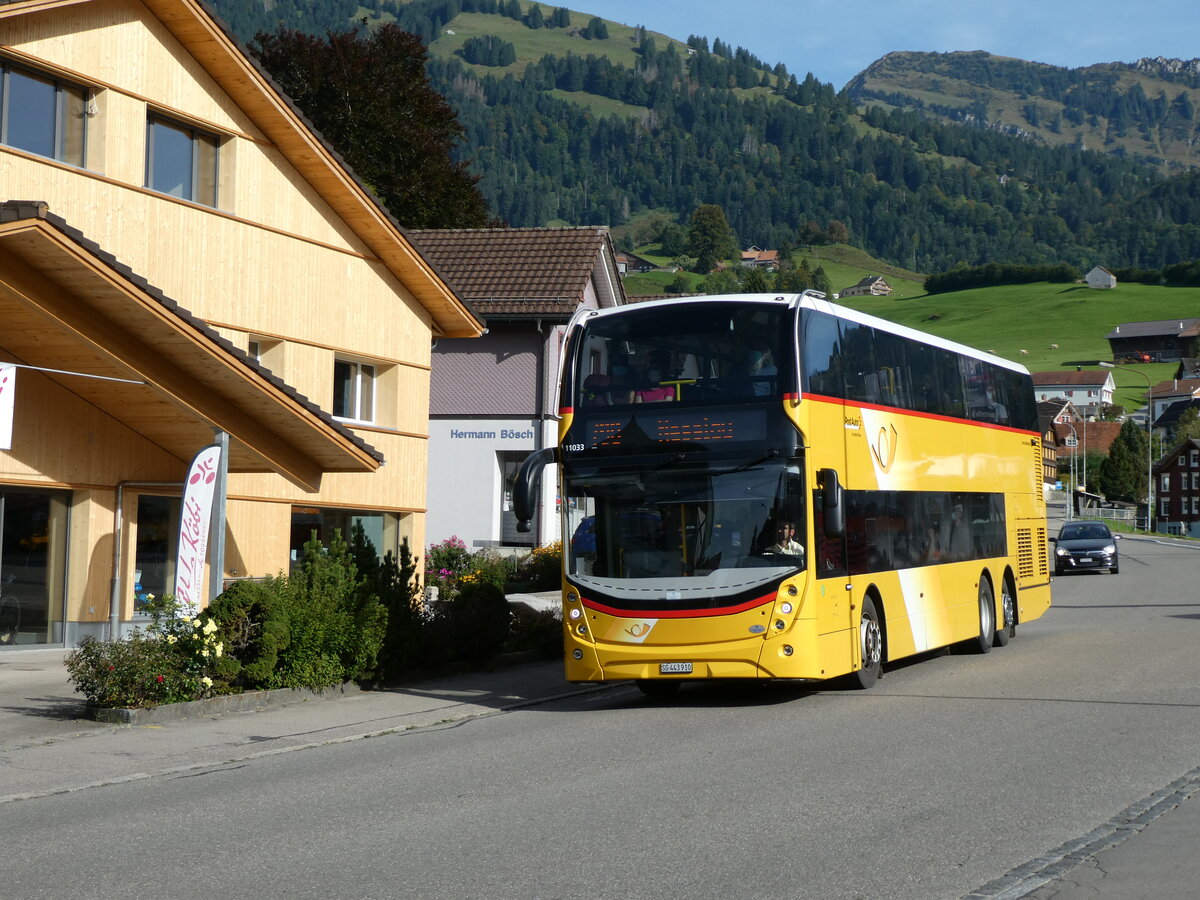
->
[712,448,782,474]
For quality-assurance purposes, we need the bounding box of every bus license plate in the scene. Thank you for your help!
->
[660,662,692,674]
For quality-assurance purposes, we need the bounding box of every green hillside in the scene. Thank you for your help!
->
[207,0,1200,273]
[839,282,1200,410]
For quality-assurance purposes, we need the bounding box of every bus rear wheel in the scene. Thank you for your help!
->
[994,576,1016,647]
[852,596,883,689]
[969,579,995,654]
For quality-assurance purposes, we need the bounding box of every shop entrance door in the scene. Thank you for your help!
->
[0,488,69,647]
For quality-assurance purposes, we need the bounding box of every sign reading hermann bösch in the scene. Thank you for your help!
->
[174,443,222,610]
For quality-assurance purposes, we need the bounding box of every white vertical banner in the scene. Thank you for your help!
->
[0,363,14,450]
[174,443,222,611]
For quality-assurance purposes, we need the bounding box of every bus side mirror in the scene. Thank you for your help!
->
[513,447,557,532]
[819,468,845,538]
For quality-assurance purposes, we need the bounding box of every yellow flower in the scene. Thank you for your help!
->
[203,619,218,635]
[200,676,213,688]
[215,643,223,658]
[166,635,177,644]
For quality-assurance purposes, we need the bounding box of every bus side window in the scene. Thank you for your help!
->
[839,321,878,405]
[801,310,843,397]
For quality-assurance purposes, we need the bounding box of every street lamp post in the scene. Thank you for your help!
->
[1100,361,1154,530]
[1064,420,1078,520]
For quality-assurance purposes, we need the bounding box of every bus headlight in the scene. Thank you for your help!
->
[569,607,582,620]
[780,602,793,614]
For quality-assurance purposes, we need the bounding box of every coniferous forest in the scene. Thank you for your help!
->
[208,0,1200,273]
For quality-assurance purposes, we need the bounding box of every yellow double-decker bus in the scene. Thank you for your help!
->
[514,292,1050,694]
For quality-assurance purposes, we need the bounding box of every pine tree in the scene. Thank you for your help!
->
[1097,419,1149,502]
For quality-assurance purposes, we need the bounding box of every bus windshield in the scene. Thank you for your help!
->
[565,457,806,604]
[570,300,793,408]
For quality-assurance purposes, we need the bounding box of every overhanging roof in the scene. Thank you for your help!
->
[0,202,382,491]
[0,0,484,339]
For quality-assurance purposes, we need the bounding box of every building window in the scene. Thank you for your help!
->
[1193,496,1199,516]
[145,114,218,206]
[1192,472,1199,491]
[333,358,375,423]
[247,340,261,362]
[1,60,87,166]
[1191,450,1199,468]
[1162,473,1171,493]
[1161,498,1170,516]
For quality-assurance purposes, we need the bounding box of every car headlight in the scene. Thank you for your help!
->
[1055,547,1069,556]
[1103,544,1116,555]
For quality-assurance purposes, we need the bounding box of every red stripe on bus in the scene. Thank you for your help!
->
[581,592,776,619]
[801,391,1038,436]
[559,407,574,415]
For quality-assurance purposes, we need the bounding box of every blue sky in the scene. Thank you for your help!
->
[577,0,1200,89]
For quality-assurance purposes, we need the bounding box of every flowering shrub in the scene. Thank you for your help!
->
[514,541,562,591]
[65,593,220,708]
[424,535,473,601]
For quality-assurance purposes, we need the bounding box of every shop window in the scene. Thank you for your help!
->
[145,114,218,206]
[333,358,376,423]
[133,495,179,614]
[290,506,399,570]
[0,60,87,166]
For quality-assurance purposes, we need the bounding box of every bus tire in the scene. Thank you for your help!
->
[853,596,883,689]
[970,579,995,654]
[636,679,682,698]
[994,574,1016,647]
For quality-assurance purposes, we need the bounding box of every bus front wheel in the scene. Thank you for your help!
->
[853,596,883,689]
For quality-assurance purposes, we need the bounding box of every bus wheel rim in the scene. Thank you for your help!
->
[861,615,881,668]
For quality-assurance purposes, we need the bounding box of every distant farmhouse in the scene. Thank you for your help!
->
[839,275,892,297]
[614,250,656,275]
[740,247,780,270]
[1085,266,1117,289]
[1031,370,1115,416]
[1105,319,1200,363]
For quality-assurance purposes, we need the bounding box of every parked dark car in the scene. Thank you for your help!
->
[1050,521,1121,575]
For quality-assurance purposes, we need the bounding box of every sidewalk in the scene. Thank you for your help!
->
[2,646,1199,899]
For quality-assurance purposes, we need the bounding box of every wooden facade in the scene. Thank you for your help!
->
[0,0,482,645]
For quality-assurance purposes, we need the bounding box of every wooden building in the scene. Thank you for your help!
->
[0,0,482,647]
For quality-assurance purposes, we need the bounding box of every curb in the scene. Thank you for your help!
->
[90,682,360,725]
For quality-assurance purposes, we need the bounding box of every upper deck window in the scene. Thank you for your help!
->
[571,302,793,409]
[0,61,87,166]
[146,114,219,206]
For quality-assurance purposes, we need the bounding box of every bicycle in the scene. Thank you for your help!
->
[0,573,20,646]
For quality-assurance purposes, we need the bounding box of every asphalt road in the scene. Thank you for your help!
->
[4,531,1199,900]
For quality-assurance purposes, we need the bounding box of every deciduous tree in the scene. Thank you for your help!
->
[252,24,494,229]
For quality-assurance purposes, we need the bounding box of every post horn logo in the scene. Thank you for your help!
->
[625,622,652,638]
[871,423,899,471]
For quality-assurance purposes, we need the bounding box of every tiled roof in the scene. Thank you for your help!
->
[1150,378,1200,396]
[1032,370,1111,386]
[407,227,624,312]
[1052,421,1123,455]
